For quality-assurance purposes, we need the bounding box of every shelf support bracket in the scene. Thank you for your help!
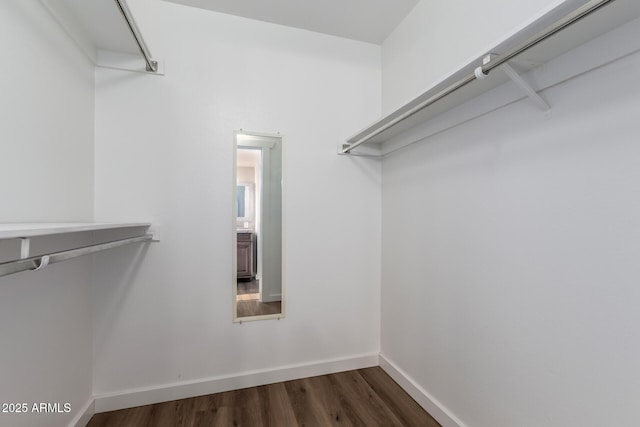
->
[20,238,30,260]
[501,63,550,111]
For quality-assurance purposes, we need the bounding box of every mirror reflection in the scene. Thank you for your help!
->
[234,132,283,321]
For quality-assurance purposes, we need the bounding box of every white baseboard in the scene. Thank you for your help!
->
[379,354,467,427]
[68,398,94,427]
[95,353,379,413]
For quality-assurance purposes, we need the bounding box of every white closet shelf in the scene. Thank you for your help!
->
[0,222,151,240]
[341,0,640,157]
[0,222,156,278]
[40,0,161,74]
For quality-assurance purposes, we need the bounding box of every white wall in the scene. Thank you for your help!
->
[92,0,381,398]
[381,0,572,114]
[381,13,640,427]
[237,167,255,184]
[0,1,94,221]
[0,2,95,426]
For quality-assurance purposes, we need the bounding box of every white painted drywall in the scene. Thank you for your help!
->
[0,1,94,221]
[92,0,381,397]
[381,0,572,114]
[237,167,255,184]
[380,15,640,427]
[0,2,95,426]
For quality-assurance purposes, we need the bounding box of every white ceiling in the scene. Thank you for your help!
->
[163,0,420,44]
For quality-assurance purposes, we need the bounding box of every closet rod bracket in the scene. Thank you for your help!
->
[34,255,50,271]
[149,226,161,242]
[20,238,30,259]
[475,53,496,79]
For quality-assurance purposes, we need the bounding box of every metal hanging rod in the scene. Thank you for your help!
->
[342,0,616,154]
[113,0,158,72]
[0,234,153,278]
[484,0,616,74]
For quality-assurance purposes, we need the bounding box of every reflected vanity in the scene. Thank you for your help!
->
[233,131,284,321]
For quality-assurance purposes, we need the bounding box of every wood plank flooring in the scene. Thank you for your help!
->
[236,279,282,317]
[237,280,259,295]
[236,300,282,317]
[87,367,440,427]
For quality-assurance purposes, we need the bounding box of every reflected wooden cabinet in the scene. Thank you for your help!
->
[237,232,256,279]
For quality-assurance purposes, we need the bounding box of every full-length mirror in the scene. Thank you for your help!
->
[233,131,284,321]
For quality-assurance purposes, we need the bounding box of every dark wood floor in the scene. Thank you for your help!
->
[87,367,440,427]
[237,279,259,295]
[237,300,282,318]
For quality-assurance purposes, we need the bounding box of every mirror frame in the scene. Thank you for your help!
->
[232,130,285,323]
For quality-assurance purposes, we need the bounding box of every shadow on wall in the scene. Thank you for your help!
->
[3,1,93,84]
[91,242,152,356]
